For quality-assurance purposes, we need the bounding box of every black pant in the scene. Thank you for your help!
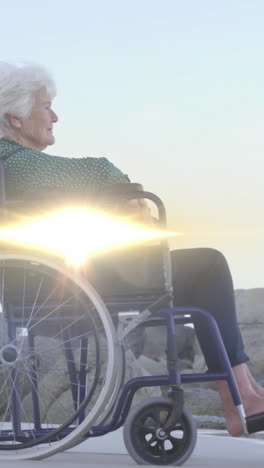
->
[90,247,249,372]
[170,248,249,372]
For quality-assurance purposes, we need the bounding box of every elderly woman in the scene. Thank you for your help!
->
[0,65,129,198]
[0,61,263,436]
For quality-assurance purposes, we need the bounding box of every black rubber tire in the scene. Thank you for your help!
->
[123,397,197,465]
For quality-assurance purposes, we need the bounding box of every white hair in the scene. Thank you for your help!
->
[0,62,56,138]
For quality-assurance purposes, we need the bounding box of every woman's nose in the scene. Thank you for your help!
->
[52,110,59,122]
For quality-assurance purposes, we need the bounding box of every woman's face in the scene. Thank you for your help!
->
[10,87,58,151]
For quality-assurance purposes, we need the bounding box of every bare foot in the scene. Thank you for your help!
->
[246,366,264,398]
[224,408,244,436]
[225,392,264,436]
[217,365,264,437]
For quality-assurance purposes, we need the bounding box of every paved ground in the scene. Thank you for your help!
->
[1,430,264,468]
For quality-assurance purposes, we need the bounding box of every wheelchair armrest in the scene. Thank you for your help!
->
[100,183,143,194]
[2,183,144,216]
[98,183,144,205]
[21,189,87,202]
[20,183,143,203]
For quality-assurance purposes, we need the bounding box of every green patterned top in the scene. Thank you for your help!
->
[0,138,129,199]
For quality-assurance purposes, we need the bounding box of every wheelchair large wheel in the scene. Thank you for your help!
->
[95,344,126,426]
[123,397,197,465]
[0,252,119,460]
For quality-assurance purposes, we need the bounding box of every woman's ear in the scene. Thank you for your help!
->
[5,113,22,129]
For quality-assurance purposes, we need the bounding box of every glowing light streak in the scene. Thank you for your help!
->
[0,208,181,267]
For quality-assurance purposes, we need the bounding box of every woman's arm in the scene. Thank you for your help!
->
[5,146,130,197]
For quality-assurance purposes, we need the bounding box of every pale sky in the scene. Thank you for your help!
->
[1,0,264,289]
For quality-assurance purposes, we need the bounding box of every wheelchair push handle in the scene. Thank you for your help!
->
[99,183,167,226]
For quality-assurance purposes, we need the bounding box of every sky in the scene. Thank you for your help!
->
[1,0,264,289]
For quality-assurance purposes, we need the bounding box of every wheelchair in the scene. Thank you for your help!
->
[0,161,252,464]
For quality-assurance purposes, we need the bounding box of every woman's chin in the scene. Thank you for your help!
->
[46,134,55,146]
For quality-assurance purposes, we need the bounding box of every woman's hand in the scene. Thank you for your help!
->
[126,199,154,224]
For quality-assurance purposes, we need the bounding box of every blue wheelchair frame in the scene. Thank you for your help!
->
[0,160,247,462]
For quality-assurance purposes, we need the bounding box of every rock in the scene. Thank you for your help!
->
[124,350,161,406]
[159,383,224,422]
[126,327,146,358]
[191,337,207,373]
[161,382,224,418]
[143,324,195,365]
[235,289,264,324]
[21,340,74,423]
[239,325,264,374]
[137,355,166,375]
[193,415,226,430]
[233,289,264,375]
[45,389,75,424]
[183,386,224,417]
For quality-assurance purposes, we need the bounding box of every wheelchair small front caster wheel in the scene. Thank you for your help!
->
[123,397,197,465]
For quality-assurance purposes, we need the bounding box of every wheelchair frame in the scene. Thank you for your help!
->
[0,159,247,464]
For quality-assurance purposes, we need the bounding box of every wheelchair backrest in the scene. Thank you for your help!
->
[0,159,172,298]
[0,160,6,207]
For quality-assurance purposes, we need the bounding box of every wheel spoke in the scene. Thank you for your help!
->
[146,433,157,445]
[159,440,167,463]
[152,439,162,456]
[169,434,182,448]
[135,420,156,434]
[0,255,118,459]
[152,406,161,426]
[23,276,44,340]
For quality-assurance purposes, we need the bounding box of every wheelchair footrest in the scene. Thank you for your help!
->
[246,412,264,434]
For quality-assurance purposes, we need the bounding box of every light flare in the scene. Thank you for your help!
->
[0,208,181,267]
